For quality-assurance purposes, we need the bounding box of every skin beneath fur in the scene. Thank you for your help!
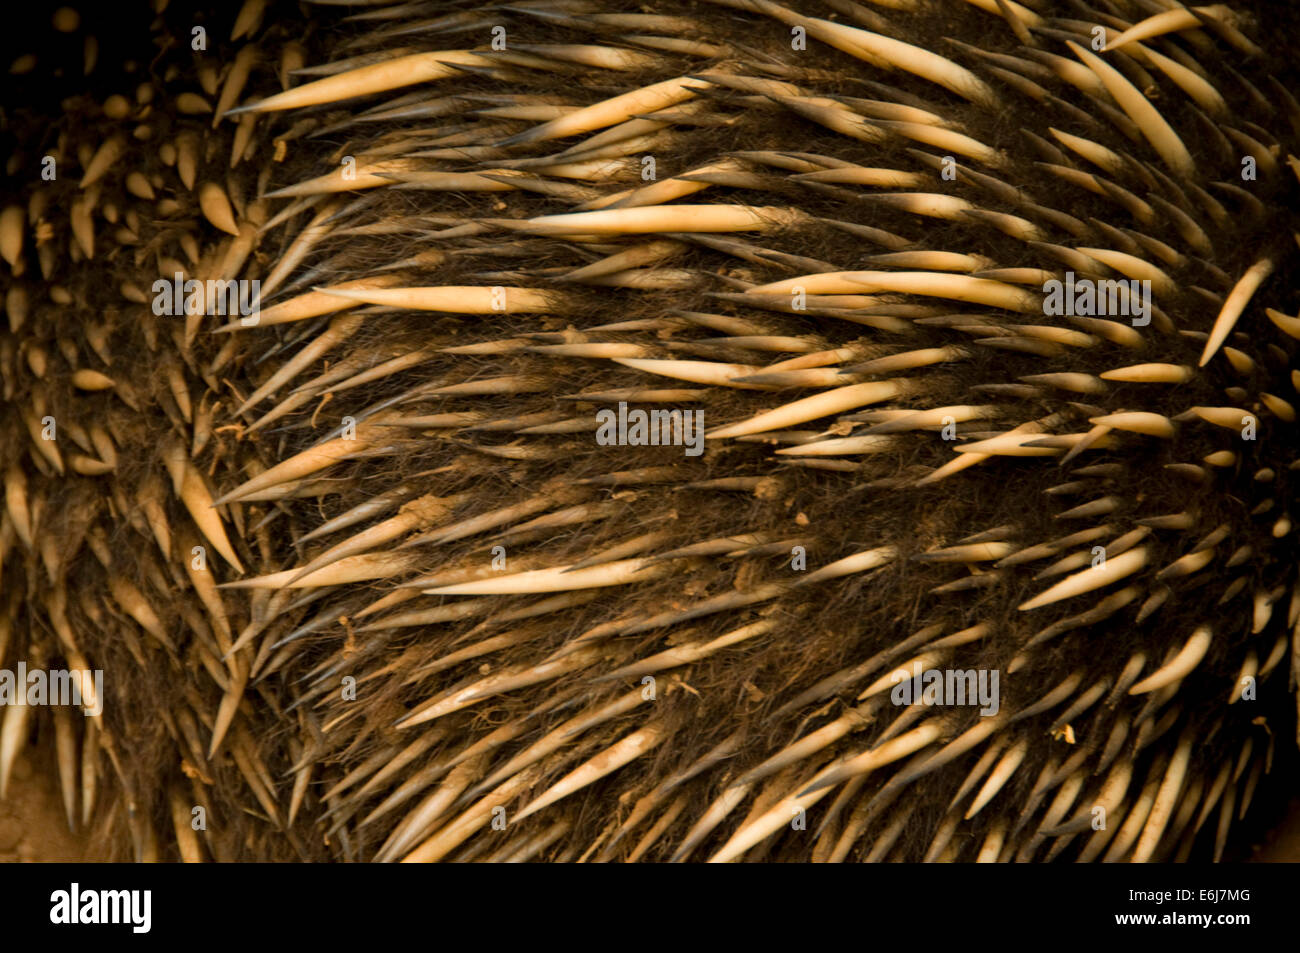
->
[0,0,1297,862]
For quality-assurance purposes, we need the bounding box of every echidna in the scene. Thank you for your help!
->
[2,0,1299,864]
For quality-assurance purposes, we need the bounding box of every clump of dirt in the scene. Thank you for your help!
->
[0,752,91,862]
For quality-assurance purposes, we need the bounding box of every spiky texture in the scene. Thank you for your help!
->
[1,0,1298,862]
